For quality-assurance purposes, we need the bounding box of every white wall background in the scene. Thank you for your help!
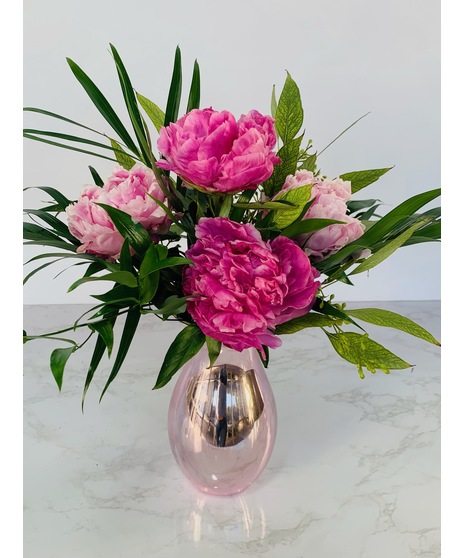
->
[23,0,441,304]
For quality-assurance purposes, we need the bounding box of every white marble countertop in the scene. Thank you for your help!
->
[23,300,440,558]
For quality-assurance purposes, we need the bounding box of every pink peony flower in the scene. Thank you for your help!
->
[183,217,320,352]
[273,170,365,260]
[103,164,171,234]
[66,164,171,258]
[66,186,124,258]
[156,108,280,194]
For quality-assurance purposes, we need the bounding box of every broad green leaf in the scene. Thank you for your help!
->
[68,271,138,292]
[138,256,192,279]
[325,331,412,378]
[50,346,76,391]
[88,320,115,357]
[100,307,141,400]
[233,200,296,211]
[263,134,303,197]
[206,336,221,367]
[345,308,440,346]
[275,313,338,334]
[339,168,393,194]
[300,153,317,172]
[164,46,182,126]
[118,239,133,272]
[138,244,168,304]
[96,203,152,256]
[154,323,205,389]
[281,217,344,238]
[275,72,303,144]
[350,221,426,275]
[89,166,104,186]
[110,138,136,170]
[141,295,188,318]
[136,92,165,132]
[66,57,140,155]
[186,59,201,112]
[272,184,312,229]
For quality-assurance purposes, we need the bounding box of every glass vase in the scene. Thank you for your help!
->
[167,344,277,496]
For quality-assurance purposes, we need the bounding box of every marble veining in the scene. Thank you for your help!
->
[23,301,440,557]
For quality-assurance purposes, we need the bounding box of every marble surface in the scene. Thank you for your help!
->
[23,301,441,558]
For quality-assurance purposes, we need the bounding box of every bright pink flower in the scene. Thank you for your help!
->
[66,164,171,258]
[274,170,365,260]
[157,108,280,194]
[183,217,320,352]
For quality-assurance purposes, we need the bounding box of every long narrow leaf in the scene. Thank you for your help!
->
[23,186,72,210]
[164,46,182,126]
[186,59,200,112]
[66,57,140,156]
[100,308,141,401]
[23,107,103,135]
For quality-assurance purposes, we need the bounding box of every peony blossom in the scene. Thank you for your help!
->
[66,164,171,258]
[183,217,320,352]
[156,108,280,194]
[273,169,365,260]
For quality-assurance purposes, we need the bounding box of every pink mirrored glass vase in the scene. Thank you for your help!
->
[168,345,277,496]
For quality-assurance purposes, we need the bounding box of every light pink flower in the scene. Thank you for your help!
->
[157,108,280,194]
[183,217,320,352]
[273,170,365,260]
[66,164,171,258]
[66,186,124,258]
[103,164,171,234]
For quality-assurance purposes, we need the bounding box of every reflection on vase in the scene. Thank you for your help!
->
[168,345,277,495]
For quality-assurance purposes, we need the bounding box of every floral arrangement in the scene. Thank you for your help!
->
[23,45,441,404]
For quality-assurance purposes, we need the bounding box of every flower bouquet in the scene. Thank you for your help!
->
[24,45,440,493]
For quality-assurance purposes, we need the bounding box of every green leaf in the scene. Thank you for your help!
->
[339,168,393,194]
[96,203,152,256]
[313,299,365,331]
[300,153,317,172]
[274,313,339,334]
[24,209,79,243]
[141,295,188,318]
[109,44,152,165]
[66,57,140,155]
[263,134,303,197]
[138,256,192,279]
[23,186,72,210]
[164,46,182,126]
[110,138,136,170]
[99,307,141,400]
[271,84,277,119]
[154,323,205,389]
[206,336,221,367]
[316,188,441,274]
[324,331,412,378]
[186,59,201,112]
[138,244,168,304]
[344,308,440,346]
[68,271,138,292]
[272,184,312,229]
[88,320,115,357]
[281,217,344,238]
[136,92,165,132]
[50,346,76,391]
[219,195,233,217]
[23,132,120,163]
[233,200,295,211]
[89,166,104,186]
[275,71,303,144]
[346,199,380,213]
[350,221,426,275]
